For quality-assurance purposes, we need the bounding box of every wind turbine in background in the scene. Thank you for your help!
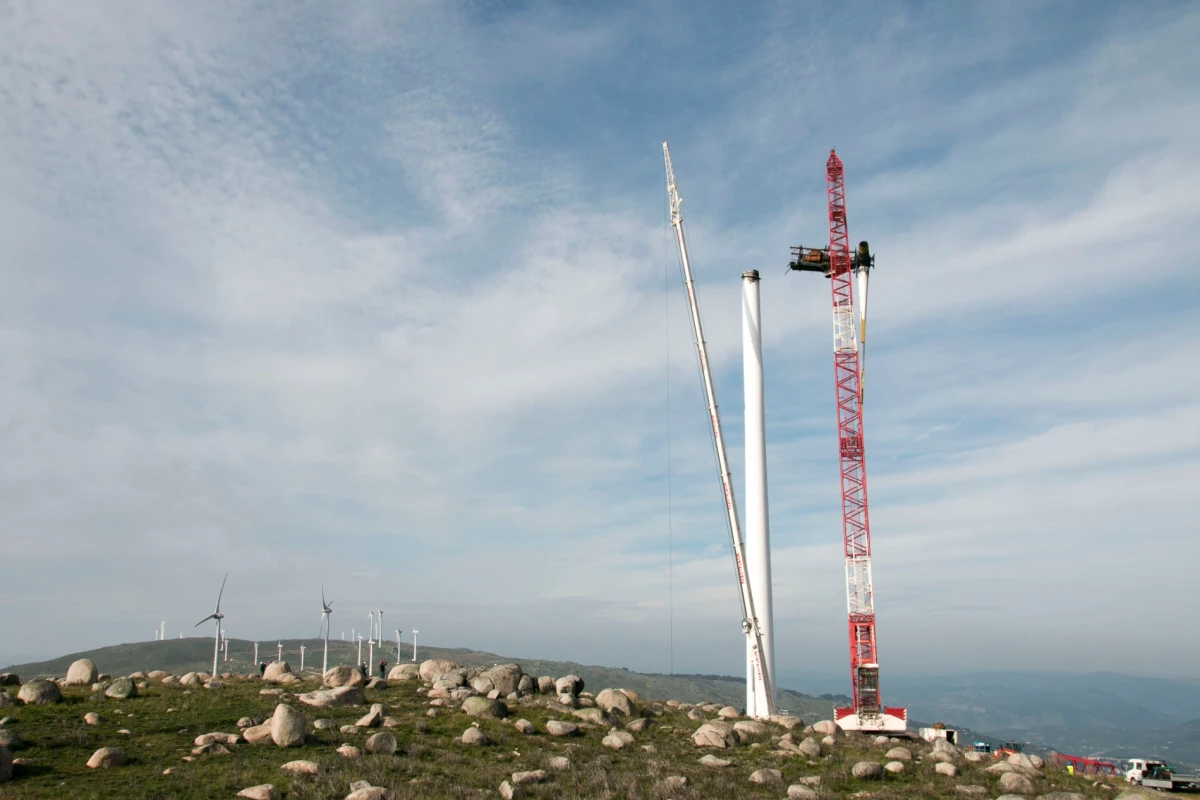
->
[194,573,228,678]
[319,587,334,673]
[160,621,166,641]
[356,634,364,666]
[394,629,402,663]
[222,630,229,662]
[368,637,374,675]
[254,642,259,665]
[276,642,282,662]
[377,608,384,648]
[411,629,418,662]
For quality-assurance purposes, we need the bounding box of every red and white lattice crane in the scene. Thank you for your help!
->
[789,149,906,733]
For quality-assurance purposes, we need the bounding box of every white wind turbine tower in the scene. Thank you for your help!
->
[411,629,418,662]
[160,621,166,642]
[356,634,364,666]
[300,644,305,672]
[395,629,402,663]
[254,642,259,665]
[319,587,334,674]
[368,638,374,675]
[194,573,228,678]
[377,608,383,648]
[222,631,229,662]
[276,642,282,662]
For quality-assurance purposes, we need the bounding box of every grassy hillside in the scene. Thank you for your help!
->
[3,639,839,721]
[0,667,1127,800]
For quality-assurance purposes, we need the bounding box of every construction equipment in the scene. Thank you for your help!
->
[993,741,1025,759]
[1125,759,1200,791]
[1050,753,1120,776]
[663,142,775,718]
[788,150,905,733]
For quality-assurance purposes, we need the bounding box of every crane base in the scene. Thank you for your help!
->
[834,707,908,733]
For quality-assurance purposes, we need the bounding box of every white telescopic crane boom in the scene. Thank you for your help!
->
[663,142,775,717]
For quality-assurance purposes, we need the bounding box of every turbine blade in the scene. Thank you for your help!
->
[321,585,326,608]
[214,572,228,613]
[195,614,216,627]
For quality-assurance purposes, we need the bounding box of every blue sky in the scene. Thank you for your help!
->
[2,1,1198,687]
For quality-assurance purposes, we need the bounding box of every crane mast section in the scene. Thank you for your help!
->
[827,152,881,717]
[663,142,775,717]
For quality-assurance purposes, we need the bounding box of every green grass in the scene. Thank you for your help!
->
[0,676,1131,800]
[2,640,838,720]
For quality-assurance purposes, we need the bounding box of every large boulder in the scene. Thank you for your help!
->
[733,720,768,742]
[418,659,461,683]
[0,692,13,708]
[0,675,18,686]
[356,703,386,728]
[462,696,507,719]
[322,665,365,689]
[595,688,634,717]
[346,788,395,800]
[572,707,609,726]
[105,678,137,700]
[749,768,783,785]
[555,675,584,696]
[998,773,1036,795]
[269,703,306,747]
[236,786,281,800]
[852,761,883,780]
[365,731,397,755]
[179,672,203,687]
[0,730,18,749]
[18,679,61,705]
[65,659,99,686]
[470,675,494,694]
[545,720,577,736]
[537,676,556,694]
[243,724,273,744]
[387,664,419,681]
[86,747,127,769]
[692,721,736,748]
[298,686,364,708]
[885,746,912,761]
[262,662,293,683]
[461,727,488,746]
[279,760,320,775]
[602,730,634,749]
[797,737,822,758]
[1008,752,1038,770]
[812,719,843,739]
[0,745,11,782]
[485,664,523,696]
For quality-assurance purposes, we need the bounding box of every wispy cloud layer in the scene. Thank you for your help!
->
[1,0,1197,681]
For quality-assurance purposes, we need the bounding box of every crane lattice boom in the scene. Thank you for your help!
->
[791,150,905,732]
[663,142,775,718]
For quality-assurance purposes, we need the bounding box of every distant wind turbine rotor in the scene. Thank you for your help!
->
[320,586,334,674]
[194,573,228,678]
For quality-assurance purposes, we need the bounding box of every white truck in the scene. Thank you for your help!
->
[1125,758,1200,791]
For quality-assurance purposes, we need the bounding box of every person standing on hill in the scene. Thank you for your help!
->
[379,659,387,678]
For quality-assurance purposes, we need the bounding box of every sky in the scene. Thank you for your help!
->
[1,1,1198,687]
